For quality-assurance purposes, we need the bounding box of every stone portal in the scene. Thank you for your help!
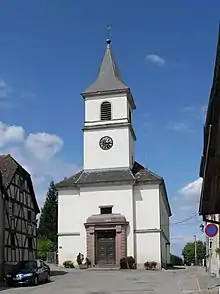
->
[84,213,128,266]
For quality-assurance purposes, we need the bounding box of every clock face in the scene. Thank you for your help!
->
[99,136,113,150]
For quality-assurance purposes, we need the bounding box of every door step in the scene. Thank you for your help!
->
[88,264,118,270]
[88,267,119,271]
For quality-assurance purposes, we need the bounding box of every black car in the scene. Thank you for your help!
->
[5,260,50,286]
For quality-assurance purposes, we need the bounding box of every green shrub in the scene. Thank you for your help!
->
[120,257,128,269]
[63,260,74,268]
[36,251,47,261]
[120,256,136,269]
[126,256,136,269]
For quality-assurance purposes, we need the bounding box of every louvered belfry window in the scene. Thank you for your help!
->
[100,101,112,120]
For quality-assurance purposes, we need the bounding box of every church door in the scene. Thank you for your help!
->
[96,231,116,265]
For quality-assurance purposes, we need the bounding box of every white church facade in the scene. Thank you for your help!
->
[55,38,171,269]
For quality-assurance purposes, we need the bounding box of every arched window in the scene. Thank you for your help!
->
[100,101,112,120]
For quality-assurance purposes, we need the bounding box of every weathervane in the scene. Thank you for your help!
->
[106,25,112,44]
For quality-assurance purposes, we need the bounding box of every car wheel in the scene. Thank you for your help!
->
[45,272,50,283]
[34,275,38,286]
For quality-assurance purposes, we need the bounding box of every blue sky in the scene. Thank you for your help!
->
[0,0,219,256]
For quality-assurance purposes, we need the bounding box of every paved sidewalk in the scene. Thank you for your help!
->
[195,267,219,294]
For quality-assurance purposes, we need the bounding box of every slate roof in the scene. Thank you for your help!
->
[0,154,40,213]
[55,161,171,216]
[82,40,129,95]
[0,171,7,196]
[55,161,162,189]
[0,154,18,188]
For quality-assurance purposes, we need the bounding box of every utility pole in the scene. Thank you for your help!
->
[194,235,197,265]
[209,238,213,276]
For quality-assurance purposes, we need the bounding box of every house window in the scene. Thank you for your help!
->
[100,101,112,121]
[28,210,32,222]
[100,206,112,214]
[28,238,33,250]
[11,233,15,247]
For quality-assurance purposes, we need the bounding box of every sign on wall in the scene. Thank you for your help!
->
[204,223,219,238]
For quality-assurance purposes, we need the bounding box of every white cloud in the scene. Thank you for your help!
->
[172,178,202,217]
[178,178,202,200]
[0,79,12,99]
[25,133,63,160]
[145,54,166,66]
[170,178,204,256]
[0,121,78,207]
[0,122,25,147]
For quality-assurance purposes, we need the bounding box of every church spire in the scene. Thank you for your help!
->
[82,38,129,96]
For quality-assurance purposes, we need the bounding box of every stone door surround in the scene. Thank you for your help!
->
[84,213,128,265]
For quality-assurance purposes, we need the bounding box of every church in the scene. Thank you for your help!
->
[55,38,171,269]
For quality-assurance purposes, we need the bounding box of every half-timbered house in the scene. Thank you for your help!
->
[0,154,39,276]
[0,171,6,279]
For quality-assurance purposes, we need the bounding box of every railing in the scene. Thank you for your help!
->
[37,251,58,264]
[46,252,58,264]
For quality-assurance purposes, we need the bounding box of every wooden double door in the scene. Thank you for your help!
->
[96,230,116,265]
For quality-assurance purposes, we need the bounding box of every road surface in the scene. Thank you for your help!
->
[0,266,219,294]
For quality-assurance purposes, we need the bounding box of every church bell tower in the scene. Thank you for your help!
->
[81,38,136,171]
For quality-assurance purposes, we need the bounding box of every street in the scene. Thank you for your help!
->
[0,266,219,294]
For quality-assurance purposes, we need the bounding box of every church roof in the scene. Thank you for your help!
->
[55,161,171,216]
[82,39,129,96]
[55,161,163,188]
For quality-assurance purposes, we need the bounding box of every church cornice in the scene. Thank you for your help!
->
[81,88,136,110]
[85,117,127,124]
[82,122,137,141]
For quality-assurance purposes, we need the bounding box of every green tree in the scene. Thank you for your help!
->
[38,181,58,248]
[37,237,53,260]
[182,241,206,265]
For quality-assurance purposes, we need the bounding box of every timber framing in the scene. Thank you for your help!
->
[0,154,39,264]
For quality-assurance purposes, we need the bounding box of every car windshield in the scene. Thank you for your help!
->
[14,261,37,270]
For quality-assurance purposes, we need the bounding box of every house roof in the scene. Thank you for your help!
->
[203,24,220,135]
[199,24,220,215]
[0,154,40,213]
[82,39,129,95]
[0,171,7,197]
[0,154,18,188]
